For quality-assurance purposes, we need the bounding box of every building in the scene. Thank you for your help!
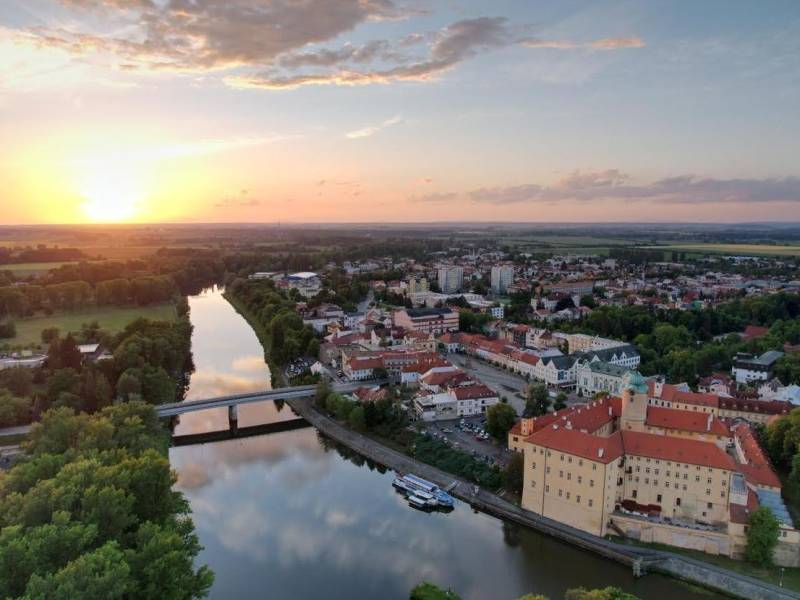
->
[565,333,626,355]
[287,272,322,299]
[575,360,630,397]
[437,266,464,294]
[393,307,459,335]
[732,351,784,384]
[491,265,514,295]
[509,372,800,566]
[407,277,429,295]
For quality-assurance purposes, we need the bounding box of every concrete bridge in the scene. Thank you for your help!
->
[158,380,385,442]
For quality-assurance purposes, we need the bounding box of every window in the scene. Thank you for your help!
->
[545,485,550,493]
[632,490,637,499]
[578,476,582,484]
[566,492,571,500]
[676,497,681,506]
[558,489,563,497]
[531,480,536,488]
[576,495,581,504]
[532,462,537,470]
[559,470,563,478]
[590,480,595,487]
[657,494,662,503]
[706,489,711,495]
[588,499,593,507]
[707,502,712,509]
[547,466,551,474]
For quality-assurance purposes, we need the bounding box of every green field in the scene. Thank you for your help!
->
[5,304,177,347]
[646,243,800,257]
[0,261,79,277]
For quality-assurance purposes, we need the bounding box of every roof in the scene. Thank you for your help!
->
[732,422,782,488]
[660,384,719,408]
[621,430,736,471]
[646,406,730,437]
[451,385,497,400]
[289,271,319,279]
[403,307,457,318]
[528,427,624,464]
[718,396,791,415]
[742,325,769,339]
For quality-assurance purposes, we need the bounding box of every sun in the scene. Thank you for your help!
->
[79,161,147,223]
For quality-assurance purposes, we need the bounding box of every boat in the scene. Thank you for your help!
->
[394,473,456,509]
[407,494,432,510]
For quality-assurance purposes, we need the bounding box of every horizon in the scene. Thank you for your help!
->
[1,1,799,224]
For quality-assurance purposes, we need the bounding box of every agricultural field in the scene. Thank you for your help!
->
[647,243,800,257]
[0,261,80,277]
[4,303,177,347]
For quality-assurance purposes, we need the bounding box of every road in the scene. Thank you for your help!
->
[0,424,31,437]
[357,289,374,313]
[447,353,529,415]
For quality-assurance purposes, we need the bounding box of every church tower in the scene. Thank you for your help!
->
[620,371,648,431]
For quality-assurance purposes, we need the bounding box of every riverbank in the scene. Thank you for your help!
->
[222,290,287,388]
[288,397,799,600]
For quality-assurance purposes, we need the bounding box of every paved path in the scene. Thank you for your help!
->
[0,424,31,437]
[288,397,800,600]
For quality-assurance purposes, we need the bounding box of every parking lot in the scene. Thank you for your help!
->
[419,415,512,467]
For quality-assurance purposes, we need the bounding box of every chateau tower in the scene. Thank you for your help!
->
[620,371,648,431]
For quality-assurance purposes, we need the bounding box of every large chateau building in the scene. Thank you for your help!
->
[508,372,799,566]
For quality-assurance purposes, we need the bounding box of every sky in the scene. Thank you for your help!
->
[0,0,799,225]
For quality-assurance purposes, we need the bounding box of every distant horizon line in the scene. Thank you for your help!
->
[3,220,800,228]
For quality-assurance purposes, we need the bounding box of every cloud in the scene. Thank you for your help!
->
[589,37,646,50]
[214,188,261,209]
[521,37,645,51]
[225,16,516,90]
[412,171,800,205]
[23,0,401,71]
[346,115,402,139]
[13,2,644,91]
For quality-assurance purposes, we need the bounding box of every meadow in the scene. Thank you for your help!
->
[649,243,800,257]
[5,303,177,347]
[0,261,80,277]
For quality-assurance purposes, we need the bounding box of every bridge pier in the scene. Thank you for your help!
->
[228,404,238,434]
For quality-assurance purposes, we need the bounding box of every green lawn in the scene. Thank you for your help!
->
[5,304,177,347]
[609,536,800,592]
[0,261,80,277]
[644,243,800,257]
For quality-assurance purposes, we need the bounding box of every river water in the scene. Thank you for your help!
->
[169,288,725,600]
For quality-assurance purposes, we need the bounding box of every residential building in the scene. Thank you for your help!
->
[575,360,630,397]
[393,307,459,335]
[732,351,785,384]
[491,265,514,294]
[287,272,322,298]
[437,266,464,293]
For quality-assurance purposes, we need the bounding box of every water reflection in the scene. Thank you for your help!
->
[171,288,725,600]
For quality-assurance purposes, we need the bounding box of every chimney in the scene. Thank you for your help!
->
[707,414,713,432]
[598,448,604,458]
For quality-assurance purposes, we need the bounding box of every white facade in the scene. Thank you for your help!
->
[437,266,464,294]
[491,265,514,294]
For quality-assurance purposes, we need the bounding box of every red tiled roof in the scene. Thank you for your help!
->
[743,325,769,339]
[646,406,730,437]
[348,357,383,370]
[732,422,782,488]
[719,397,791,416]
[660,384,719,408]
[621,430,736,471]
[528,427,624,464]
[451,385,497,400]
[730,488,760,525]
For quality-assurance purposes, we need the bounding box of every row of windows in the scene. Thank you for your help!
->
[540,483,595,507]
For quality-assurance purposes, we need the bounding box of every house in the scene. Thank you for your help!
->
[732,351,784,385]
[393,307,459,335]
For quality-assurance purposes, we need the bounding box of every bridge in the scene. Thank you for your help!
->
[159,380,385,444]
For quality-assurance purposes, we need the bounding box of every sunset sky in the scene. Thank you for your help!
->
[1,0,799,224]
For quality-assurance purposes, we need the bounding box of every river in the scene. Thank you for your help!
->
[169,287,725,600]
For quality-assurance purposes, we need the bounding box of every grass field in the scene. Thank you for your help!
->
[6,303,177,347]
[646,243,800,257]
[0,261,80,277]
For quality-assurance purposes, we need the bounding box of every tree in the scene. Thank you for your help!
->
[525,384,550,417]
[410,582,461,600]
[46,368,80,404]
[554,392,568,411]
[0,367,34,397]
[348,405,366,431]
[486,403,517,440]
[503,451,524,494]
[565,588,640,600]
[314,379,331,409]
[117,370,142,402]
[745,506,780,567]
[579,294,597,309]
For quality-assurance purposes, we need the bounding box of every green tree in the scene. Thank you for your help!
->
[565,588,640,600]
[348,405,366,432]
[410,582,461,600]
[554,392,568,411]
[525,384,550,417]
[745,506,780,567]
[117,370,142,402]
[486,403,517,440]
[46,368,80,404]
[0,367,34,397]
[503,451,525,494]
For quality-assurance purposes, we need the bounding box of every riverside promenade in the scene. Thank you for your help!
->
[288,397,799,600]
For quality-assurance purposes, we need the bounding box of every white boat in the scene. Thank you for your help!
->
[408,494,434,510]
[394,473,455,509]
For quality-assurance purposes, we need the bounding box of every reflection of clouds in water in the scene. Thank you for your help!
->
[231,355,268,372]
[186,370,269,399]
[172,429,330,490]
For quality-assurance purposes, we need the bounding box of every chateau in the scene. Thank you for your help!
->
[509,372,800,566]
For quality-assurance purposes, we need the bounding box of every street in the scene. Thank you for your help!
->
[447,353,529,416]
